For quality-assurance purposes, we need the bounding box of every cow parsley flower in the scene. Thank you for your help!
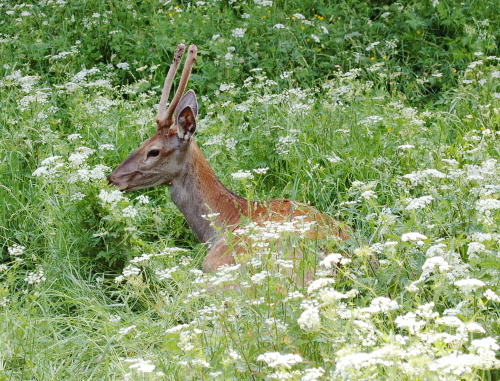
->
[483,289,500,302]
[406,195,434,210]
[319,253,343,268]
[298,304,321,331]
[401,232,427,244]
[231,28,246,38]
[231,170,254,180]
[116,62,130,70]
[360,190,377,200]
[454,278,486,293]
[124,358,156,373]
[24,266,46,284]
[257,352,302,369]
[98,189,123,204]
[8,244,25,257]
[307,278,335,294]
[395,312,425,334]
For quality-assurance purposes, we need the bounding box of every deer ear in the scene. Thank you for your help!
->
[176,90,198,141]
[176,89,198,119]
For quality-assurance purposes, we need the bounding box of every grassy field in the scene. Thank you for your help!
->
[1,0,499,379]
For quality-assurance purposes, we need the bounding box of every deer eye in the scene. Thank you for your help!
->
[148,149,160,157]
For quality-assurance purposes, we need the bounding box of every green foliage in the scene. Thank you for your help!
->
[0,0,499,380]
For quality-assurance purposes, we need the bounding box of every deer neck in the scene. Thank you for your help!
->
[169,140,248,244]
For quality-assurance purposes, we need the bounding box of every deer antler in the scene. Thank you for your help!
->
[155,44,198,131]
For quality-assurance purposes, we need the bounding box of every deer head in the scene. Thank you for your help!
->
[107,44,199,192]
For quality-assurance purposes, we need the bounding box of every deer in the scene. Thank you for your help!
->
[107,43,349,284]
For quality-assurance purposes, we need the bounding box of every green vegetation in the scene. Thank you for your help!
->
[0,0,499,379]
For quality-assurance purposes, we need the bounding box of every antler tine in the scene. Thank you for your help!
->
[162,44,198,128]
[155,43,186,130]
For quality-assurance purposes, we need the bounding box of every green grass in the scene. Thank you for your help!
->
[1,0,499,380]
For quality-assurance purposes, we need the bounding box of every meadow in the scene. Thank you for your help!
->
[0,0,499,379]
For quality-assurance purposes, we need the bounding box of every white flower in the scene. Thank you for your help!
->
[319,253,343,268]
[118,325,136,335]
[326,154,342,163]
[89,164,109,180]
[99,144,115,151]
[98,189,123,204]
[135,195,150,204]
[41,156,62,165]
[68,152,87,166]
[298,306,321,331]
[406,195,434,210]
[476,199,500,214]
[360,190,377,200]
[422,256,451,273]
[467,242,487,258]
[70,192,86,201]
[67,133,82,141]
[219,83,235,92]
[307,278,335,294]
[366,41,380,51]
[257,352,302,369]
[116,62,130,70]
[231,170,254,180]
[368,297,399,313]
[124,358,155,373]
[250,271,269,284]
[395,312,425,334]
[8,244,25,257]
[253,167,269,174]
[273,24,287,29]
[24,266,46,285]
[301,367,325,381]
[401,232,427,243]
[483,289,500,302]
[454,278,485,292]
[231,28,246,38]
[470,337,499,352]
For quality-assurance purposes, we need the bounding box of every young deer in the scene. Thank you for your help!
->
[108,44,348,280]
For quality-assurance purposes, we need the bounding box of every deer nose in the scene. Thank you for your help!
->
[107,174,117,185]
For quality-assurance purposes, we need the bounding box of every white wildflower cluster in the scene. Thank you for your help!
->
[403,168,447,187]
[401,232,427,245]
[475,198,500,225]
[359,190,377,200]
[123,358,157,374]
[122,206,138,219]
[231,169,253,180]
[208,264,241,287]
[234,215,317,245]
[8,244,26,257]
[231,28,246,38]
[68,146,95,166]
[24,266,46,285]
[114,265,141,283]
[407,241,473,291]
[118,325,136,336]
[454,278,486,294]
[332,297,500,379]
[405,195,434,210]
[297,302,321,331]
[231,167,269,180]
[276,134,299,155]
[98,189,123,204]
[257,352,302,368]
[33,144,111,186]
